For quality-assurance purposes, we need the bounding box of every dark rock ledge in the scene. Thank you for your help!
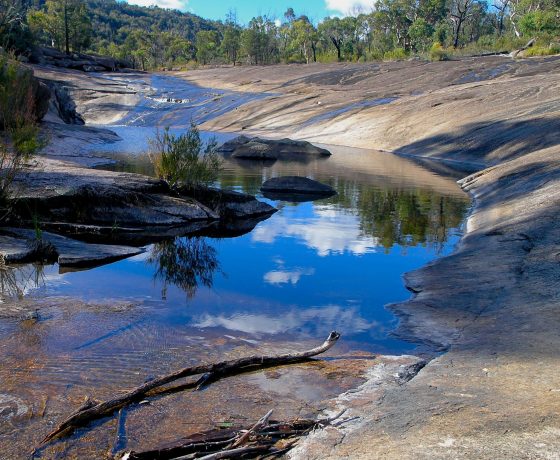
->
[1,158,276,267]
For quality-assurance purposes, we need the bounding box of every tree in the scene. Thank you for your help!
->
[409,17,434,50]
[319,17,345,60]
[0,0,34,51]
[450,0,477,47]
[195,30,219,64]
[292,17,318,63]
[241,16,278,65]
[28,0,91,53]
[492,0,510,35]
[221,12,241,65]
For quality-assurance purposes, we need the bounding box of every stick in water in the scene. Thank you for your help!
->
[41,331,341,445]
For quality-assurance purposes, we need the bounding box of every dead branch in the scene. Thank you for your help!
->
[230,409,274,448]
[123,413,332,460]
[41,331,340,446]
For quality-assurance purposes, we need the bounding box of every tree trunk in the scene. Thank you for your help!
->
[64,1,70,55]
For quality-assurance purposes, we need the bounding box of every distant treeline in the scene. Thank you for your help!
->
[1,0,559,68]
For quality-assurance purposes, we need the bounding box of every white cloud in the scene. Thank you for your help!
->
[126,0,189,11]
[325,0,374,15]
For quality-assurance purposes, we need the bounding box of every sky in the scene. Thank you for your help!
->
[125,0,376,24]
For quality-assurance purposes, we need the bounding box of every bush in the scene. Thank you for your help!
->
[429,43,449,61]
[0,54,42,216]
[523,43,560,57]
[148,123,222,188]
[383,48,408,61]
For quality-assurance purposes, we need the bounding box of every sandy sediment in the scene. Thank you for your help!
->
[172,56,560,458]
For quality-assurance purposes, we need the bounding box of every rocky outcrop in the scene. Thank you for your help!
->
[6,158,276,246]
[261,176,336,201]
[218,136,331,160]
[44,80,85,124]
[0,228,143,269]
[178,185,277,220]
[28,46,130,72]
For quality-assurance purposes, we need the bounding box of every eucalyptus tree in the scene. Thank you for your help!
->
[221,12,241,65]
[28,0,91,53]
[241,16,279,65]
[195,30,219,64]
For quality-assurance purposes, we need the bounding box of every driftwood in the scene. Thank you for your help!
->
[512,38,536,58]
[41,332,341,446]
[122,411,345,460]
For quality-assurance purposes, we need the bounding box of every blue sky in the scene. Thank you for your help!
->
[125,0,376,24]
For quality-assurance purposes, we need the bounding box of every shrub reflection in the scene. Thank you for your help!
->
[148,237,221,299]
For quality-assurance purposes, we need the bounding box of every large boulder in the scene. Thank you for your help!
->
[261,176,337,201]
[219,136,331,160]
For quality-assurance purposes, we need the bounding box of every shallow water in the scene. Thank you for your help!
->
[0,74,470,457]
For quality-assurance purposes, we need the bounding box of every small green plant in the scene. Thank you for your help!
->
[383,48,408,61]
[429,42,449,61]
[148,122,222,189]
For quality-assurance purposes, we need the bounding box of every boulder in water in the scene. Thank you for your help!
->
[261,176,336,201]
[219,136,331,160]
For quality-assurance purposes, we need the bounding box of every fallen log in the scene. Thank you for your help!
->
[41,331,341,446]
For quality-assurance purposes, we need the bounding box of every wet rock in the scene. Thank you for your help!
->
[177,185,277,220]
[7,158,275,245]
[219,136,331,160]
[0,228,143,268]
[261,176,337,201]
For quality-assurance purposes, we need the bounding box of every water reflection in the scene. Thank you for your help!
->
[253,206,381,256]
[192,304,378,338]
[147,237,221,299]
[0,264,52,301]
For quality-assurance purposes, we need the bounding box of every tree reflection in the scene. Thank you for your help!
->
[148,237,221,299]
[0,263,46,300]
[333,181,469,251]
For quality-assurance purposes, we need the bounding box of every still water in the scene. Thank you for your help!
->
[0,75,470,456]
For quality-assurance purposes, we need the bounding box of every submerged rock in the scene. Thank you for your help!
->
[219,136,331,160]
[261,176,337,201]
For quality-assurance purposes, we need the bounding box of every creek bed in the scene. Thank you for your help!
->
[0,75,470,458]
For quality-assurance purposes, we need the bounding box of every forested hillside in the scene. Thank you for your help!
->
[1,0,559,69]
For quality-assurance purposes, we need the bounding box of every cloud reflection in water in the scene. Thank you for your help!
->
[252,205,381,257]
[191,304,380,338]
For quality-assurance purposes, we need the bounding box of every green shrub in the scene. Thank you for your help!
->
[383,48,408,61]
[0,54,42,217]
[523,44,560,57]
[148,123,222,188]
[429,43,449,61]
